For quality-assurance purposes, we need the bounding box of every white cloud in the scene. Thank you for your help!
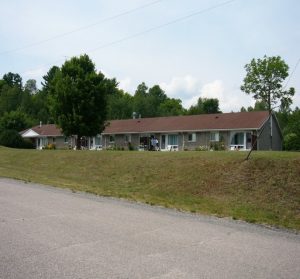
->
[23,67,46,80]
[160,75,203,108]
[160,75,202,99]
[160,76,254,112]
[201,80,254,112]
[201,80,224,99]
[118,77,133,93]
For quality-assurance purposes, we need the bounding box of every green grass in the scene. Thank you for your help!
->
[0,146,299,230]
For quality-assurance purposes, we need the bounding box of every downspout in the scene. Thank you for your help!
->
[270,112,273,150]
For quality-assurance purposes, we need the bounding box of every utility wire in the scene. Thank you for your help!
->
[88,0,237,53]
[21,0,238,77]
[0,0,163,55]
[283,57,300,89]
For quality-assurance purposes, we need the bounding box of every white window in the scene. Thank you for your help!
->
[109,135,115,143]
[124,134,131,142]
[168,134,178,145]
[210,132,219,142]
[188,133,196,142]
[95,135,101,145]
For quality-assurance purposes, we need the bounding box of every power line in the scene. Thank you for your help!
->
[284,57,300,89]
[21,0,238,77]
[89,0,237,53]
[0,0,163,56]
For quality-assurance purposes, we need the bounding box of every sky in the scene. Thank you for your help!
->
[0,0,299,112]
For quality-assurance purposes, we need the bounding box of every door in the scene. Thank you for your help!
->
[251,135,257,150]
[161,135,166,150]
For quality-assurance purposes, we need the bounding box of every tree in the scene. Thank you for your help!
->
[148,85,167,116]
[49,54,117,149]
[41,66,59,92]
[133,82,150,117]
[241,55,295,150]
[241,56,295,112]
[0,84,23,116]
[158,98,185,116]
[107,89,133,120]
[282,108,300,150]
[0,110,33,132]
[2,72,22,89]
[187,97,221,115]
[0,129,33,149]
[24,79,37,94]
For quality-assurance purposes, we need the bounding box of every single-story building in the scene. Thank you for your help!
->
[21,124,71,149]
[20,123,102,150]
[20,111,282,151]
[101,111,282,151]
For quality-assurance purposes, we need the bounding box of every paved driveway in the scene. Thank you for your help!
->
[0,178,299,279]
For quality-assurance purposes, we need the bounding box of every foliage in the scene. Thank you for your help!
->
[49,54,117,148]
[0,129,34,148]
[159,98,185,116]
[281,108,300,150]
[284,133,300,151]
[241,55,295,111]
[107,89,133,120]
[0,110,33,131]
[0,84,23,115]
[209,141,226,151]
[41,66,59,92]
[24,79,37,94]
[195,145,209,151]
[133,82,185,118]
[188,97,221,115]
[43,143,56,150]
[3,72,22,88]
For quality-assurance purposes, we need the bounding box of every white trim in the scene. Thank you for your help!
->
[22,129,40,138]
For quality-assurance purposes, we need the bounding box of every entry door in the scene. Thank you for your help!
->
[251,135,257,150]
[161,135,166,150]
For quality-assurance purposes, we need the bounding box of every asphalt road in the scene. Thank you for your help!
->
[0,178,299,279]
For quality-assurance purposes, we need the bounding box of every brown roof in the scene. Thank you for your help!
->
[102,111,270,134]
[22,124,63,137]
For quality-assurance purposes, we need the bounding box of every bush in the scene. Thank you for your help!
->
[128,142,135,151]
[195,145,209,151]
[209,141,226,151]
[0,129,34,149]
[43,143,56,150]
[284,133,300,151]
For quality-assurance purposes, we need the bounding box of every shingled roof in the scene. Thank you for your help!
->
[21,124,63,137]
[102,111,270,134]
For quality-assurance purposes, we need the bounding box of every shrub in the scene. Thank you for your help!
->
[0,129,34,149]
[284,133,300,151]
[195,145,209,151]
[128,142,135,151]
[43,143,56,150]
[209,141,226,151]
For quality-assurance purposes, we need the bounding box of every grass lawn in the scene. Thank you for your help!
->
[0,146,299,230]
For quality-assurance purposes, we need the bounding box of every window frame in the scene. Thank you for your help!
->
[188,133,196,142]
[210,131,219,142]
[109,135,115,143]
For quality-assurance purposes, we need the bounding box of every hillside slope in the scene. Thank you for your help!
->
[0,147,299,230]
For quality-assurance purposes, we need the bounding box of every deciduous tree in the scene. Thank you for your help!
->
[241,56,295,112]
[49,54,117,149]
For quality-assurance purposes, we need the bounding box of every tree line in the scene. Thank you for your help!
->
[0,54,299,150]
